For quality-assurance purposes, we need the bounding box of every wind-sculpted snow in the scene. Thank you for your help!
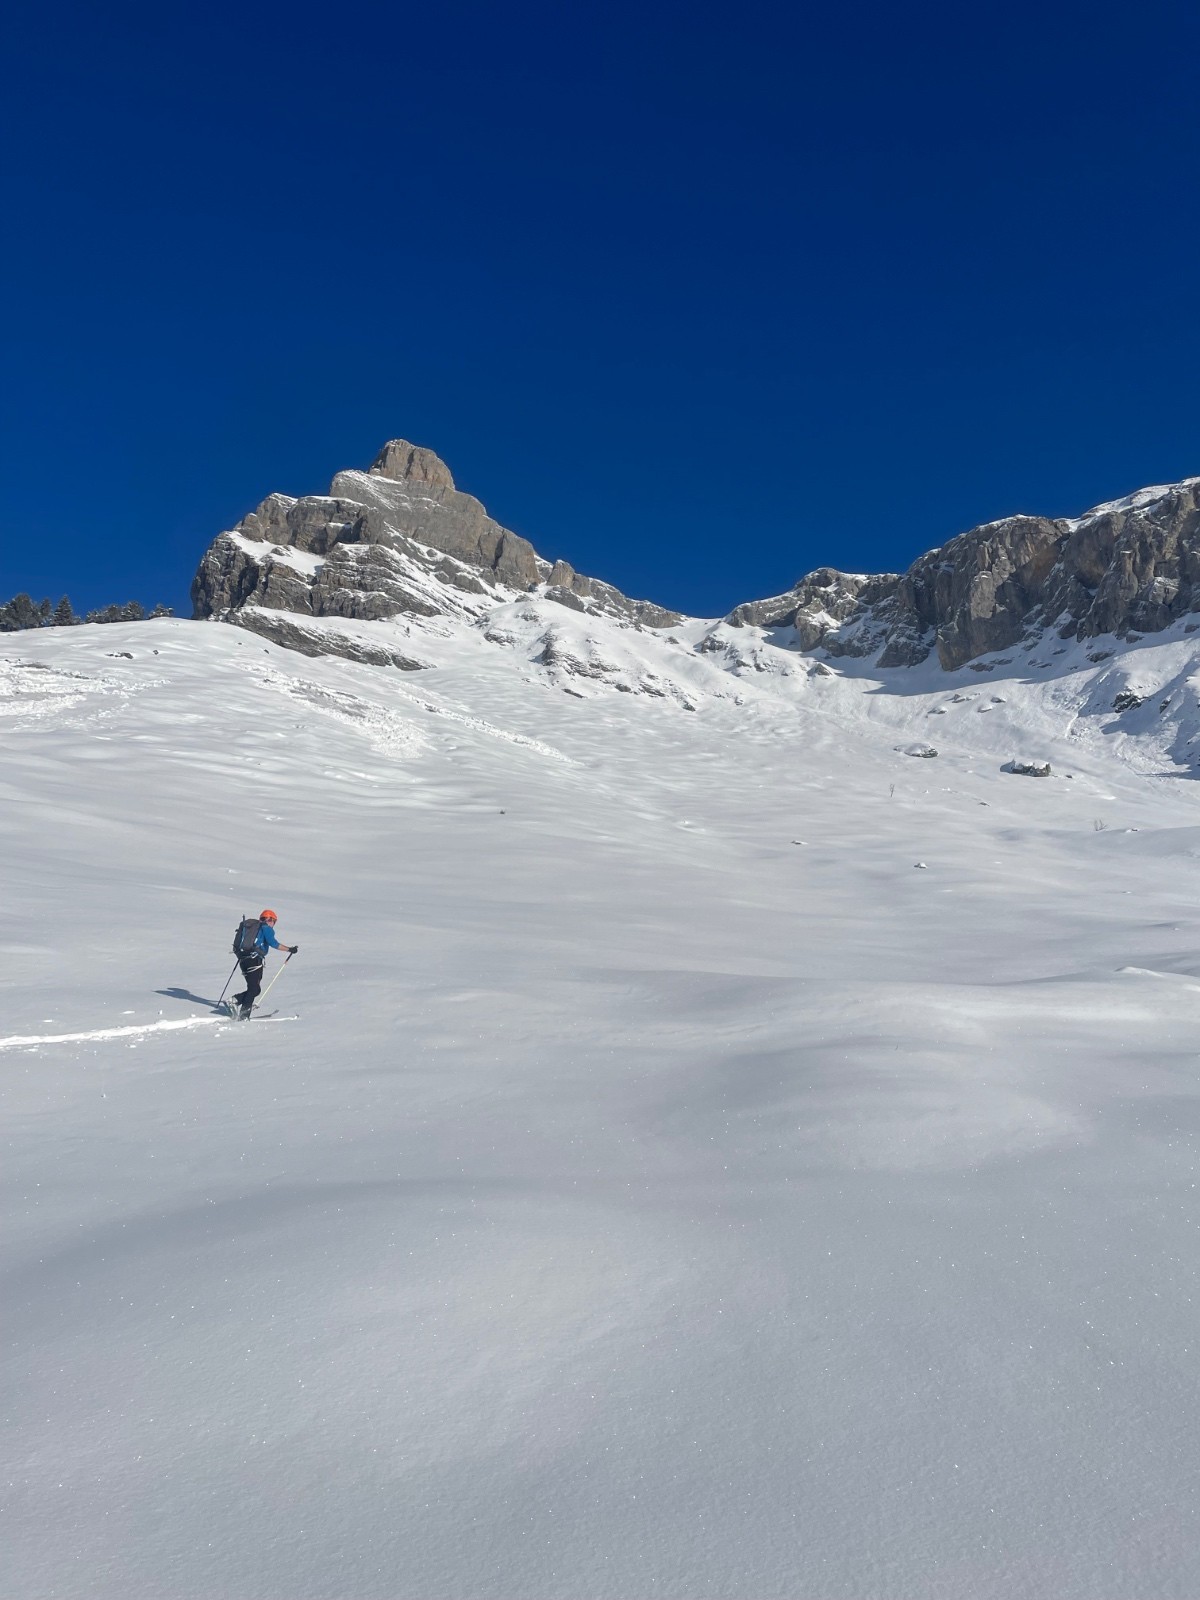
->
[5,615,1200,1599]
[256,668,432,759]
[0,654,157,728]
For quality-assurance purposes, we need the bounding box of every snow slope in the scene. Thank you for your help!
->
[4,612,1200,1599]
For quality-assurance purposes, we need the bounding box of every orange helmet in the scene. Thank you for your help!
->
[260,909,278,924]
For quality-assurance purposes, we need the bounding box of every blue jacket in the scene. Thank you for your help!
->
[255,921,283,955]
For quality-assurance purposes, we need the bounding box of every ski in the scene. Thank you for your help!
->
[217,1007,297,1023]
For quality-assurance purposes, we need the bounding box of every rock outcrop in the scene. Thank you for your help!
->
[727,569,902,653]
[726,478,1200,669]
[231,609,429,669]
[191,441,681,663]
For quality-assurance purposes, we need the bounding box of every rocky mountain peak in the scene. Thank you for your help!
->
[369,440,456,491]
[190,439,681,665]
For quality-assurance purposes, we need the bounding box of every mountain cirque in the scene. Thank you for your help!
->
[192,441,1200,672]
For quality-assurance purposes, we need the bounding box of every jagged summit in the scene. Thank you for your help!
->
[191,439,681,663]
[369,439,456,490]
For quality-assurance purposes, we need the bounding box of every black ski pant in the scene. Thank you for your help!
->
[234,953,264,1010]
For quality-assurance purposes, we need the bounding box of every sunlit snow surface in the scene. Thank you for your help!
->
[4,613,1200,1599]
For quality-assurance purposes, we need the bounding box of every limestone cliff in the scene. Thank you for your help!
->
[726,478,1200,669]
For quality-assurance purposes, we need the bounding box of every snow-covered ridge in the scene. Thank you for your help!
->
[1065,475,1200,527]
[192,441,1200,683]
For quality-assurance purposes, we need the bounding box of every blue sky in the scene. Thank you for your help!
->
[1,0,1198,618]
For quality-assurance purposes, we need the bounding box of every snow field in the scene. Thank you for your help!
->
[3,617,1200,1598]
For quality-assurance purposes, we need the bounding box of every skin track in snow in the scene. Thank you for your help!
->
[0,1016,226,1052]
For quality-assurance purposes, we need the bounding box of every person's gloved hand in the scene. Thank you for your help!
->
[289,945,299,954]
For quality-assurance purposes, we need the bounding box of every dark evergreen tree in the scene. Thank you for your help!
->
[0,593,42,631]
[2,591,165,629]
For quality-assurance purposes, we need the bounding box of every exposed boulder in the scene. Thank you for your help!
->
[1003,760,1052,777]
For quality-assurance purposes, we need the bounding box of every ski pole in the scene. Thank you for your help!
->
[216,959,239,1009]
[253,950,294,1011]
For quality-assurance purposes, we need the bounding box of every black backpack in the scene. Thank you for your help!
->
[233,916,262,957]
